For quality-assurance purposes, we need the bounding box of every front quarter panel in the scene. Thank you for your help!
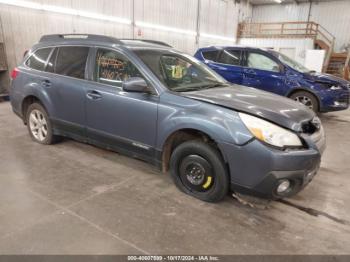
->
[156,92,253,150]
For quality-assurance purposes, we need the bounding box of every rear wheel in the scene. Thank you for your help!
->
[169,141,229,202]
[26,103,60,144]
[290,91,319,112]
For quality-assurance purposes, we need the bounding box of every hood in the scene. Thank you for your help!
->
[303,72,350,88]
[183,85,315,132]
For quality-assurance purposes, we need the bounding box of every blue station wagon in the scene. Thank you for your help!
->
[195,46,350,112]
[10,34,326,202]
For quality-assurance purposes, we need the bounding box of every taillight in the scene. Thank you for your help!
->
[10,68,19,80]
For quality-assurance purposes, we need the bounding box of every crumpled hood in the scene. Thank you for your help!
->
[303,72,350,88]
[183,85,315,132]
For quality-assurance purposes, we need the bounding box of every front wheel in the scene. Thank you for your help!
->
[290,91,319,112]
[169,141,229,202]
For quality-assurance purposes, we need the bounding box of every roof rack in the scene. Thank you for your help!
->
[39,34,122,44]
[121,39,172,47]
[39,34,172,48]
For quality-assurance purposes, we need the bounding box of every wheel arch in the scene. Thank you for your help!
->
[21,95,48,124]
[160,128,228,173]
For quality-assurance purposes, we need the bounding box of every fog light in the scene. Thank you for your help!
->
[277,180,290,194]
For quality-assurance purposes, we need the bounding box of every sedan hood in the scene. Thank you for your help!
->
[183,85,315,132]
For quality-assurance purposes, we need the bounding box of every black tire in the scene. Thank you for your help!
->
[26,103,61,145]
[169,140,229,202]
[290,91,319,112]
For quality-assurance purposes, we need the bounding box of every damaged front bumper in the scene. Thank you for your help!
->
[219,127,326,199]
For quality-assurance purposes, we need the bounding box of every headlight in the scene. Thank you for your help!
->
[330,85,342,90]
[239,113,302,148]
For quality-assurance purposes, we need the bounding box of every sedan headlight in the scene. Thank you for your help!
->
[330,85,342,90]
[239,112,302,148]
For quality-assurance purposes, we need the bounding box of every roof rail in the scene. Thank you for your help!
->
[39,34,122,44]
[121,39,172,47]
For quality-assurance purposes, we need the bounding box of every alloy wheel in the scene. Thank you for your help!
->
[29,109,48,141]
[294,96,313,110]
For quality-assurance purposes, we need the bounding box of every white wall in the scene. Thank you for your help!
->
[0,0,253,85]
[238,38,314,65]
[251,0,350,52]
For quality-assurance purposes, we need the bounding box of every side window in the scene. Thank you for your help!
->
[94,49,142,87]
[46,48,58,73]
[217,49,241,66]
[25,48,52,71]
[159,55,207,89]
[247,52,280,72]
[55,46,89,79]
[202,50,219,61]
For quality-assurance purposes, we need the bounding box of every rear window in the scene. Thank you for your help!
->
[54,46,89,79]
[25,48,52,71]
[202,50,219,61]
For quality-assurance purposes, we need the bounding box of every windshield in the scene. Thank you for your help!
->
[270,51,311,73]
[133,49,228,92]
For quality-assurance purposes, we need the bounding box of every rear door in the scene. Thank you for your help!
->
[44,45,90,137]
[242,50,286,95]
[203,48,243,84]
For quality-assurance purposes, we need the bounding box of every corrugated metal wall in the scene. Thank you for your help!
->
[0,0,252,87]
[251,0,350,51]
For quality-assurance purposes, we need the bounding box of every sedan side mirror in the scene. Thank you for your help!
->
[122,77,150,93]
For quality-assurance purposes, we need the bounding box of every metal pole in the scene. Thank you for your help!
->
[307,0,312,23]
[132,0,135,39]
[195,0,201,48]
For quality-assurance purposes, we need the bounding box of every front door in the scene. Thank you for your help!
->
[242,51,287,96]
[85,48,159,161]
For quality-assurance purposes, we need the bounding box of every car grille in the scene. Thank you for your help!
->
[301,118,320,134]
[301,117,326,154]
[339,93,350,104]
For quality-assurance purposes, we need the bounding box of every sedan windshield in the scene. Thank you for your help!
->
[133,49,228,92]
[270,51,311,73]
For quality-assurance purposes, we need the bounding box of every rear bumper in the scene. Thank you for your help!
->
[219,128,325,199]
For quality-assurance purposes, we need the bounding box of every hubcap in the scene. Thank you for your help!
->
[294,96,313,110]
[29,109,48,141]
[179,155,214,192]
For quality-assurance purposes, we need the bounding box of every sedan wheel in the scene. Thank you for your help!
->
[290,91,319,113]
[294,96,313,110]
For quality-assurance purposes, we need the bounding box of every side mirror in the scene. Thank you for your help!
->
[122,77,150,93]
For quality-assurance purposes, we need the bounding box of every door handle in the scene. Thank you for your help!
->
[87,90,102,100]
[244,69,256,74]
[41,79,51,87]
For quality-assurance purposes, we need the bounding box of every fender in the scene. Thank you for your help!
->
[20,81,55,118]
[156,93,253,151]
[14,67,55,119]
